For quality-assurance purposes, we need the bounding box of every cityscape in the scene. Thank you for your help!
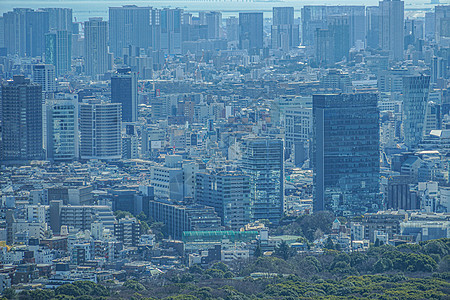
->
[0,1,449,299]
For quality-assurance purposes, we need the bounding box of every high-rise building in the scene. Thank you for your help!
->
[271,7,299,50]
[434,5,450,44]
[1,75,43,163]
[45,93,79,162]
[3,8,50,57]
[366,6,381,49]
[109,6,154,57]
[239,12,263,52]
[79,100,122,160]
[42,8,73,33]
[315,15,350,65]
[25,10,49,57]
[226,17,239,42]
[196,170,251,230]
[402,75,431,149]
[313,93,380,215]
[45,30,72,76]
[379,0,404,60]
[301,6,365,47]
[284,107,312,166]
[33,64,56,93]
[240,137,284,224]
[111,67,138,123]
[159,8,182,55]
[199,11,222,39]
[84,18,108,77]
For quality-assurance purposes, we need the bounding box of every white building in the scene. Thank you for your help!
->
[80,100,122,160]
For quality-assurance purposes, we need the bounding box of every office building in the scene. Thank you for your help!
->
[45,94,79,162]
[402,75,431,149]
[3,8,50,57]
[379,0,404,60]
[109,6,154,56]
[366,6,381,49]
[159,8,183,55]
[43,8,72,32]
[79,100,122,160]
[33,64,56,93]
[199,11,222,39]
[84,18,108,76]
[434,5,450,44]
[301,6,365,47]
[24,10,49,57]
[313,94,380,215]
[226,17,239,42]
[284,107,312,165]
[315,15,350,65]
[196,170,251,230]
[239,12,263,52]
[362,210,408,242]
[271,7,299,50]
[1,76,43,163]
[111,67,138,122]
[148,199,223,239]
[45,30,72,76]
[240,137,284,224]
[386,175,419,210]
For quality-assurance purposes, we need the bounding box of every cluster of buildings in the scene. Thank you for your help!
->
[0,0,449,292]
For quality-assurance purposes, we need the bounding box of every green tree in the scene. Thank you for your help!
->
[254,244,262,258]
[3,288,16,300]
[274,241,295,260]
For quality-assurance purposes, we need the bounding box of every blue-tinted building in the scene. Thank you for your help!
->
[240,137,284,224]
[313,93,380,215]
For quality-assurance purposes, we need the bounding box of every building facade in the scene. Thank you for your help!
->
[313,93,380,215]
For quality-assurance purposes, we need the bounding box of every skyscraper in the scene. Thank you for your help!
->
[111,67,138,123]
[109,6,154,56]
[239,12,263,52]
[313,93,380,215]
[45,94,79,161]
[240,137,284,224]
[379,0,404,60]
[434,5,450,44]
[402,75,431,149]
[33,64,56,93]
[196,170,251,230]
[3,8,50,57]
[366,6,381,49]
[25,10,49,57]
[42,8,73,33]
[80,100,122,160]
[301,6,365,47]
[315,15,351,65]
[84,18,108,77]
[1,75,43,163]
[199,11,222,39]
[159,8,182,55]
[271,7,299,50]
[45,30,72,76]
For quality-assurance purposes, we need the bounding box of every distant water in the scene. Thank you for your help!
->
[0,0,443,21]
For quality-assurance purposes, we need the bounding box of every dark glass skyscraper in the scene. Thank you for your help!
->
[313,93,380,216]
[239,12,263,52]
[402,75,430,150]
[111,67,138,123]
[1,75,43,163]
